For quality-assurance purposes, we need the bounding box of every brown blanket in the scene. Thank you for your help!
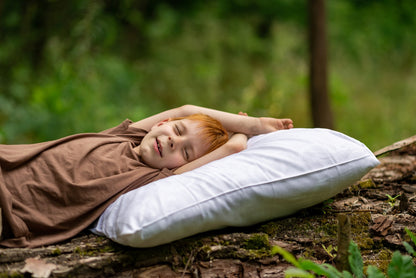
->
[0,119,173,248]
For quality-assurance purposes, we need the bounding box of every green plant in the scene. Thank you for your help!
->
[322,244,338,259]
[272,241,416,278]
[386,194,401,208]
[321,199,335,214]
[272,244,352,278]
[403,227,416,257]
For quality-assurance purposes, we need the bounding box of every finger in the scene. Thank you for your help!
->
[282,119,293,129]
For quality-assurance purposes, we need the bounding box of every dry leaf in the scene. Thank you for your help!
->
[21,257,57,278]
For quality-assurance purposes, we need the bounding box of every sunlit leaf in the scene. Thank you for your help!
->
[271,245,300,268]
[299,259,342,278]
[387,251,415,278]
[402,242,416,257]
[284,267,314,278]
[404,227,416,247]
[348,241,364,278]
[366,265,386,278]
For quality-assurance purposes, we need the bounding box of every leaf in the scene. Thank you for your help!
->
[271,245,300,268]
[299,259,342,278]
[284,267,315,278]
[402,242,416,257]
[366,265,386,278]
[21,257,57,278]
[404,227,416,246]
[299,260,330,276]
[322,244,336,258]
[341,270,354,278]
[321,264,345,278]
[348,241,364,278]
[387,251,415,278]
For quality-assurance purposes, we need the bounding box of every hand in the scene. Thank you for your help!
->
[227,133,248,153]
[253,117,294,135]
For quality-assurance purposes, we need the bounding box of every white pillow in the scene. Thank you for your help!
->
[91,128,379,248]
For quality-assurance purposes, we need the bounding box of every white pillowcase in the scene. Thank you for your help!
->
[91,128,379,248]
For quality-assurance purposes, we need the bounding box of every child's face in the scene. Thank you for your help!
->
[138,119,210,169]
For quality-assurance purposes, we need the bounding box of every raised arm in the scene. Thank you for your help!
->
[129,106,192,131]
[173,133,248,174]
[170,104,293,135]
[131,105,292,174]
[131,104,293,135]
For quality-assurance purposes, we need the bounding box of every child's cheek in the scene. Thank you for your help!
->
[169,155,187,168]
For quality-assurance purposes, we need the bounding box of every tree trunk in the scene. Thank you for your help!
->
[308,0,334,129]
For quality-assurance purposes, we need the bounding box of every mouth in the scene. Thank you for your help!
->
[154,138,163,157]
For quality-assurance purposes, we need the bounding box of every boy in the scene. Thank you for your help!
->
[0,105,292,247]
[133,104,293,174]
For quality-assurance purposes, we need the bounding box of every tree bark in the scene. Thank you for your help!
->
[1,138,416,277]
[308,0,334,129]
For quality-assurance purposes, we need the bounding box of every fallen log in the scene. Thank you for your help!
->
[1,136,415,277]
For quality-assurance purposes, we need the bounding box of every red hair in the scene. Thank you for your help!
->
[171,114,228,155]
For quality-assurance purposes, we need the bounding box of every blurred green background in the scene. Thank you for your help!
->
[1,0,415,151]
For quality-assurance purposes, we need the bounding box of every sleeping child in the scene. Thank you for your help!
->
[0,104,293,247]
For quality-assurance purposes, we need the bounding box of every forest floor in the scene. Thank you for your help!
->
[1,136,416,278]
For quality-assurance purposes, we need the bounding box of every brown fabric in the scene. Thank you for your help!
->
[0,119,174,248]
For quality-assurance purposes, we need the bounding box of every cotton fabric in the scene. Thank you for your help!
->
[0,119,173,248]
[92,128,379,248]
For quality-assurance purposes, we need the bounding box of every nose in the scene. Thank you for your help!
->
[168,136,184,149]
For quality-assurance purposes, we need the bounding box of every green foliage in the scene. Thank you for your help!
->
[386,194,401,208]
[1,0,416,148]
[273,239,416,278]
[322,244,337,259]
[403,228,416,257]
[271,245,300,268]
[366,266,387,278]
[348,241,364,278]
[387,251,415,278]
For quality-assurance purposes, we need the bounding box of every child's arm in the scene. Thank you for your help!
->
[130,104,293,134]
[129,106,191,131]
[181,104,293,135]
[173,133,248,174]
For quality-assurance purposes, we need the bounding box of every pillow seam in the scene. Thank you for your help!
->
[135,153,374,230]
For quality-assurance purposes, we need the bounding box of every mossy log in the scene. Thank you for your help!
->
[1,137,416,277]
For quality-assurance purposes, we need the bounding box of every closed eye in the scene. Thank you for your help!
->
[175,124,182,136]
[183,148,190,161]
